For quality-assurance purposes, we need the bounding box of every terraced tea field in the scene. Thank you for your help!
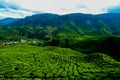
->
[0,44,120,80]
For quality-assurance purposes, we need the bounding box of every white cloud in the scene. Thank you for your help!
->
[1,0,120,18]
[10,0,120,14]
[0,8,35,18]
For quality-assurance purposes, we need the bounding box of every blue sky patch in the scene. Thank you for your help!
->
[108,5,120,13]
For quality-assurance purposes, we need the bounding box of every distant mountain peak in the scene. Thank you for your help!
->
[0,18,20,26]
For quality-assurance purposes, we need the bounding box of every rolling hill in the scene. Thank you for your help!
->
[0,44,120,79]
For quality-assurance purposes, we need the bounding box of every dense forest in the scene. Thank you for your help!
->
[0,13,120,40]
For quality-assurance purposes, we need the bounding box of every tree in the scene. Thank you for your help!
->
[57,33,67,39]
[44,26,57,41]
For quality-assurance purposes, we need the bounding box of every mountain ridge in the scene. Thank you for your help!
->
[0,18,20,26]
[8,13,120,35]
[0,13,120,40]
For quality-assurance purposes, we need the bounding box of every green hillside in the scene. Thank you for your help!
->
[1,13,120,40]
[69,36,120,61]
[0,13,120,80]
[0,44,120,79]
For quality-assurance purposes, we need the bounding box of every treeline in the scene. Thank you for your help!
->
[0,25,81,41]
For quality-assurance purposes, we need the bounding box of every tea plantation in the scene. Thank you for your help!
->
[0,44,120,80]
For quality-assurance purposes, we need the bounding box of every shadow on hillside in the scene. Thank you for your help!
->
[48,37,120,61]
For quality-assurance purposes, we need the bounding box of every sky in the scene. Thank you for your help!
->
[0,0,120,18]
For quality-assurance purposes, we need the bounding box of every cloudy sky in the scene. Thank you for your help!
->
[0,0,120,18]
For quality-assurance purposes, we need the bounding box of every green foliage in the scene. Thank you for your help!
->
[1,13,120,40]
[71,36,120,61]
[0,44,120,79]
[0,13,120,79]
[44,26,57,41]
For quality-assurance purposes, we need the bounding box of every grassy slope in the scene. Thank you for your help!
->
[0,44,120,80]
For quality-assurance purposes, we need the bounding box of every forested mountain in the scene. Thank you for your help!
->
[0,13,120,40]
[0,18,19,26]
